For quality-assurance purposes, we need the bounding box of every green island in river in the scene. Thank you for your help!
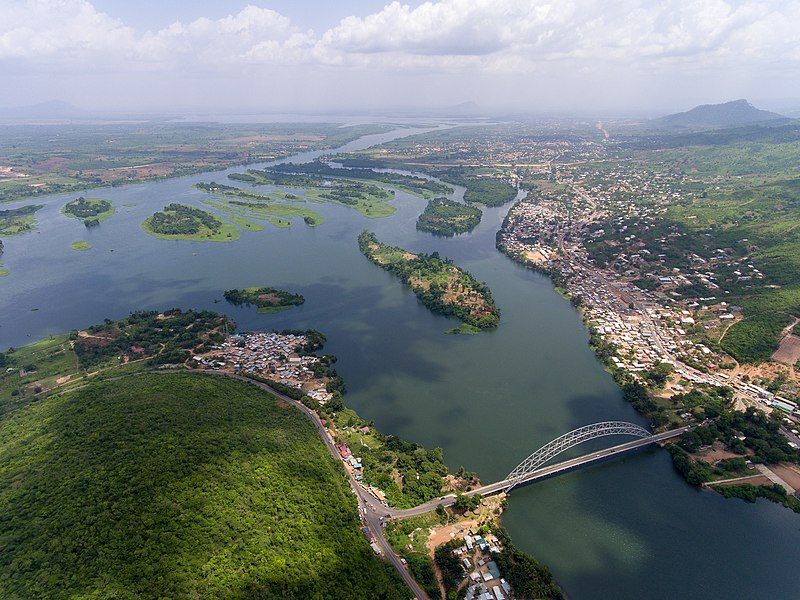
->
[62,197,115,227]
[142,203,239,242]
[416,197,483,236]
[358,231,500,330]
[224,286,305,313]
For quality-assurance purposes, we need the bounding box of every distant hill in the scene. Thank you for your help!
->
[655,99,786,129]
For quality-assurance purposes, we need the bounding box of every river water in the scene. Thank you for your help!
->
[2,126,799,599]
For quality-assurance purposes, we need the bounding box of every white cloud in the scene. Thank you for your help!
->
[1,0,798,72]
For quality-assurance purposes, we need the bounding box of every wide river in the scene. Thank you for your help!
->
[2,125,799,599]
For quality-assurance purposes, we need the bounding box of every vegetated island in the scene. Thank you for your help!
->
[142,203,239,242]
[196,182,324,227]
[358,231,500,330]
[70,240,91,251]
[0,204,43,236]
[62,197,115,227]
[225,170,398,219]
[0,310,561,599]
[223,287,305,313]
[416,197,482,236]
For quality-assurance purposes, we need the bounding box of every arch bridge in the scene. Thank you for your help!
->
[504,421,651,490]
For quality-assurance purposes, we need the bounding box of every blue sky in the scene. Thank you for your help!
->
[1,1,799,115]
[91,1,406,32]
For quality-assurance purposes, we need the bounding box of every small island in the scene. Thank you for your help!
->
[416,197,482,236]
[223,287,305,313]
[63,197,115,226]
[142,203,239,242]
[358,231,499,329]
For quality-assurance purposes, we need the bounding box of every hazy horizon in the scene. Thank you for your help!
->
[2,0,800,116]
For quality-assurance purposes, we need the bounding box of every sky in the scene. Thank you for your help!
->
[1,0,799,116]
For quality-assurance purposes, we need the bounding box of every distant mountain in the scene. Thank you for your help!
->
[0,100,86,120]
[655,99,786,129]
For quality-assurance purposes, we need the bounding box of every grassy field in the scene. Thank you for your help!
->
[70,240,91,251]
[0,372,408,599]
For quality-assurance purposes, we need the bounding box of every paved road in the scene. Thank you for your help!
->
[202,371,429,600]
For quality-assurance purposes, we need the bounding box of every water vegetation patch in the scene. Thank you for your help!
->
[70,240,91,251]
[142,203,239,242]
[223,287,305,314]
[359,231,500,329]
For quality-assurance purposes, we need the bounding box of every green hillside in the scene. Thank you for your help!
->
[0,372,406,599]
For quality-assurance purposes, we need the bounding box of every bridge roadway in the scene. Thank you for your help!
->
[386,424,692,519]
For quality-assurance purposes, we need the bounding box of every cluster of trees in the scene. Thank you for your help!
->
[223,286,305,309]
[493,528,564,599]
[0,373,409,598]
[433,168,517,207]
[669,407,800,492]
[416,197,482,236]
[63,197,112,219]
[358,231,500,329]
[434,540,465,596]
[147,203,222,236]
[716,483,800,512]
[73,309,229,368]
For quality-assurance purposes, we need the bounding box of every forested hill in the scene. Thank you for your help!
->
[0,372,407,599]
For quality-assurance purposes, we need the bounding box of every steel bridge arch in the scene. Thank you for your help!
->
[505,421,651,489]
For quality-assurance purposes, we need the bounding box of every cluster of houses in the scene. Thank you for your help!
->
[195,331,334,403]
[496,162,800,415]
[444,532,514,600]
